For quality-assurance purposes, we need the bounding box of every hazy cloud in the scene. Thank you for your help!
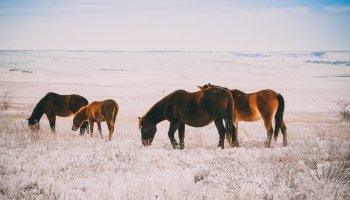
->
[0,0,349,50]
[264,6,310,16]
[325,6,350,13]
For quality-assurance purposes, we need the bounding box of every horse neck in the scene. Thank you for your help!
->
[29,101,44,121]
[145,100,166,125]
[76,106,88,121]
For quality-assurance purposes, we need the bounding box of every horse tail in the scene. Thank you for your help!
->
[224,92,235,146]
[112,102,119,124]
[274,94,285,141]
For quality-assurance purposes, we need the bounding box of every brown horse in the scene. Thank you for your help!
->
[28,92,89,134]
[72,99,119,141]
[199,83,287,147]
[138,87,235,149]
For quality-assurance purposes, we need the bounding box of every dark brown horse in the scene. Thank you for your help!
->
[138,87,235,149]
[199,83,287,147]
[72,99,119,141]
[28,92,89,134]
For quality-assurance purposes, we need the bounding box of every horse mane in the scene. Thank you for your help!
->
[74,105,88,120]
[143,93,174,124]
[199,83,229,91]
[230,89,244,96]
[29,93,51,121]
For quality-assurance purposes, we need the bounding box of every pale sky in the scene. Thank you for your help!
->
[0,0,349,51]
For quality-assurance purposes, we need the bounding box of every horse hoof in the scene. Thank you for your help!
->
[233,141,239,147]
[264,141,271,148]
[180,144,185,150]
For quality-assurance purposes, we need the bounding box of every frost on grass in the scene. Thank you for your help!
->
[0,91,12,110]
[1,115,349,199]
[338,103,350,122]
[0,51,350,199]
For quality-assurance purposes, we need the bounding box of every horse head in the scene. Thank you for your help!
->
[138,117,157,146]
[72,115,84,131]
[72,106,87,131]
[197,83,212,90]
[27,117,40,130]
[198,83,229,91]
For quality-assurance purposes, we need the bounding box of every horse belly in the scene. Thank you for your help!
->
[93,114,106,122]
[183,113,214,127]
[184,119,213,127]
[236,108,262,122]
[56,111,73,117]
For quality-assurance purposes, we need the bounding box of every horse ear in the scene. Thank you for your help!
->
[208,83,211,87]
[197,86,204,90]
[138,117,142,130]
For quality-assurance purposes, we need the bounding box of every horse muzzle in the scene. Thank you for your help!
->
[142,138,152,146]
[72,125,78,131]
[29,125,40,131]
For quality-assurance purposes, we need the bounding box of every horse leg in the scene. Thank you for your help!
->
[46,113,56,133]
[225,125,232,147]
[89,120,94,137]
[168,122,180,149]
[225,122,238,147]
[233,122,239,147]
[214,119,226,149]
[107,121,114,141]
[264,119,273,148]
[178,123,185,150]
[80,121,89,135]
[281,121,288,146]
[97,122,103,139]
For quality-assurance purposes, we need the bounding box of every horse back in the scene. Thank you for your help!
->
[232,89,278,122]
[165,88,232,126]
[69,95,89,113]
[45,93,88,117]
[166,89,231,115]
[88,100,118,122]
[41,93,71,116]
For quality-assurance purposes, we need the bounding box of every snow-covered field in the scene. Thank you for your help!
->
[0,50,349,199]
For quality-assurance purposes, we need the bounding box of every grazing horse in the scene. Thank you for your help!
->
[199,83,287,147]
[138,87,235,149]
[28,92,89,134]
[72,99,119,141]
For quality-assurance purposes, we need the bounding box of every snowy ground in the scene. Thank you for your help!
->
[0,50,349,199]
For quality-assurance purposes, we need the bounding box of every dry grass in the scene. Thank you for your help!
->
[338,103,350,122]
[1,109,350,199]
[0,91,12,110]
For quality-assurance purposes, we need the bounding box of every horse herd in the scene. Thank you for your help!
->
[27,83,287,149]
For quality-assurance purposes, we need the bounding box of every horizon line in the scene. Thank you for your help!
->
[1,49,350,53]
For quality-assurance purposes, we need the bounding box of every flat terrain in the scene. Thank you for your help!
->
[0,51,349,199]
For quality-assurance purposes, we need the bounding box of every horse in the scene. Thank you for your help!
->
[198,83,287,147]
[138,87,235,149]
[28,92,89,134]
[72,99,119,141]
